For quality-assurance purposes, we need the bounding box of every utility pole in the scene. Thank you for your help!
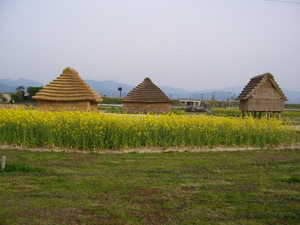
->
[118,87,122,98]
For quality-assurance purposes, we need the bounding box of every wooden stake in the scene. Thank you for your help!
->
[1,156,6,169]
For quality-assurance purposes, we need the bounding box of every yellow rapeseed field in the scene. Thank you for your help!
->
[0,108,297,150]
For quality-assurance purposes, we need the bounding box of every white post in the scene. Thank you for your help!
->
[1,156,6,169]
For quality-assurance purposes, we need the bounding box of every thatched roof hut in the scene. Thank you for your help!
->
[33,67,102,112]
[236,73,288,118]
[122,77,172,113]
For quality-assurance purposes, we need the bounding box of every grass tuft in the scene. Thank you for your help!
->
[0,164,46,173]
[280,176,300,183]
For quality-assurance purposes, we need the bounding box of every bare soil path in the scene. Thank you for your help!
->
[1,143,299,154]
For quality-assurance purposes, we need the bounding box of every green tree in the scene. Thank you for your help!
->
[10,93,22,102]
[27,86,43,100]
[16,86,25,95]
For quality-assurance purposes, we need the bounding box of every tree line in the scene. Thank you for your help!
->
[0,86,42,103]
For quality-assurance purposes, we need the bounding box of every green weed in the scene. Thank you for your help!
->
[0,164,46,173]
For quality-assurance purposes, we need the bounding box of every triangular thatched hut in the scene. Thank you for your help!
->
[33,67,102,112]
[236,73,288,118]
[122,77,172,113]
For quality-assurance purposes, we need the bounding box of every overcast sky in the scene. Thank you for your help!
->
[0,0,299,91]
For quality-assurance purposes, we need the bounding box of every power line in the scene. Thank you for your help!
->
[265,0,300,4]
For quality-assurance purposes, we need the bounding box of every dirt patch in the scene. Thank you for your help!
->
[0,143,299,154]
[290,125,300,131]
[128,187,160,197]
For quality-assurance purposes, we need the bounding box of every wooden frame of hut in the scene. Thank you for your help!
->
[33,67,102,112]
[122,77,172,113]
[236,73,288,118]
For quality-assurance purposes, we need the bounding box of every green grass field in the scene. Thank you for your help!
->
[1,148,299,224]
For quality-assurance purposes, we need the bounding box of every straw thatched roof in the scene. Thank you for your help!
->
[33,67,102,102]
[236,73,288,101]
[122,77,171,103]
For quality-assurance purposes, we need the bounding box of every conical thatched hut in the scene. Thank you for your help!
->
[236,73,288,118]
[122,77,172,113]
[33,67,102,112]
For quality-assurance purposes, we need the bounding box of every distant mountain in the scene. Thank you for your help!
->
[282,88,300,104]
[85,80,194,99]
[1,78,299,103]
[189,91,239,101]
[160,86,193,99]
[0,82,16,93]
[189,86,300,103]
[85,80,242,101]
[0,78,44,88]
[85,80,134,98]
[215,86,244,94]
